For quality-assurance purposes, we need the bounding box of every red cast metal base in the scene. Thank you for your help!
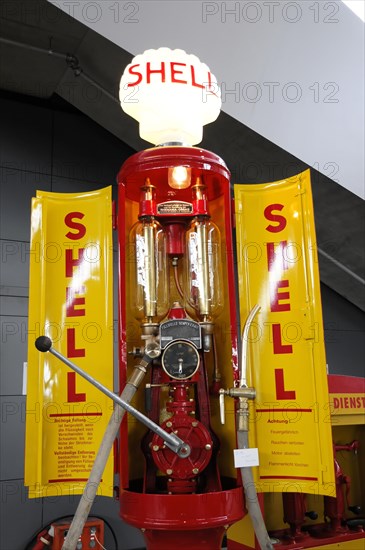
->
[143,527,226,549]
[120,484,244,550]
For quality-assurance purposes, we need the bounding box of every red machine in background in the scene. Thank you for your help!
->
[323,441,361,532]
[277,439,362,544]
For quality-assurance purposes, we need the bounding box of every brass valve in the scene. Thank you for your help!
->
[218,304,260,430]
[219,387,256,427]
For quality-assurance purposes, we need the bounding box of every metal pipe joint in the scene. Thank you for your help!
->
[219,387,255,426]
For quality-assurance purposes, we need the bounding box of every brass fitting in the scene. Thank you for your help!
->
[219,386,256,427]
[128,356,150,388]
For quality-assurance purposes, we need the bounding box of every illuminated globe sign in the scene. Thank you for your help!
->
[119,48,221,146]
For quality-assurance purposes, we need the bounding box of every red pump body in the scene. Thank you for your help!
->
[117,146,244,549]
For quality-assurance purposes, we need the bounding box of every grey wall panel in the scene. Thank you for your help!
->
[321,283,365,378]
[0,295,28,316]
[0,315,28,396]
[0,239,31,291]
[0,480,42,550]
[325,330,365,377]
[0,285,28,297]
[321,283,365,332]
[0,169,51,242]
[52,110,132,185]
[0,396,26,480]
[41,494,79,523]
[0,98,53,175]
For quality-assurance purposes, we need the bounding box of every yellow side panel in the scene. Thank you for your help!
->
[308,542,365,549]
[24,187,114,498]
[234,170,334,496]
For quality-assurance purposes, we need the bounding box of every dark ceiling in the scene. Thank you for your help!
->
[1,0,364,310]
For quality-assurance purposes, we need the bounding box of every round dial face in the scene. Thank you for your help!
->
[161,340,200,380]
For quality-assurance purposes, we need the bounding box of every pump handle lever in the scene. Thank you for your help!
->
[35,336,191,459]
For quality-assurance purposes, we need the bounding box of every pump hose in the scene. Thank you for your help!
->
[62,357,150,550]
[237,431,274,550]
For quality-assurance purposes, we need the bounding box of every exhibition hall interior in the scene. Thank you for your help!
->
[0,1,364,549]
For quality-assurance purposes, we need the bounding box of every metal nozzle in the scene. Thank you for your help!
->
[240,304,260,388]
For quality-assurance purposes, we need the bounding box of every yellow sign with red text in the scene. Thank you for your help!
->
[25,187,114,498]
[234,170,334,496]
[332,394,365,415]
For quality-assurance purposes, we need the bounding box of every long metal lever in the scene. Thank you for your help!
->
[35,336,191,458]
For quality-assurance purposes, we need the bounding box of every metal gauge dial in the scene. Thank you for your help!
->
[161,340,200,380]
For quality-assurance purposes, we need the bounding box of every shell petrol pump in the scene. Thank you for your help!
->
[115,48,270,549]
[29,47,365,550]
[30,48,271,550]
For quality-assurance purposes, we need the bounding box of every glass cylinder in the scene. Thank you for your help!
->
[185,217,223,320]
[129,219,169,322]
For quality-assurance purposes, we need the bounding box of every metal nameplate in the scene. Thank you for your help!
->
[160,319,201,349]
[157,201,193,215]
